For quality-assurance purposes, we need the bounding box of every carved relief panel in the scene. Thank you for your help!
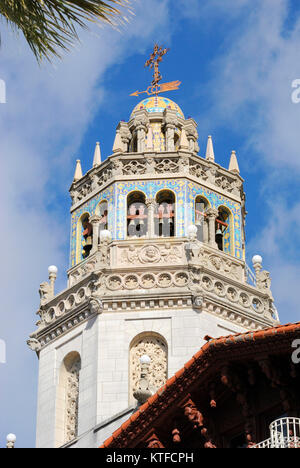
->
[129,334,168,404]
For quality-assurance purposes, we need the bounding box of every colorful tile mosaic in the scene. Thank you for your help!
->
[70,186,114,267]
[187,181,242,258]
[131,97,184,119]
[70,179,242,266]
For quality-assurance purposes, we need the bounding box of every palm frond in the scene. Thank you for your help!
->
[0,0,131,62]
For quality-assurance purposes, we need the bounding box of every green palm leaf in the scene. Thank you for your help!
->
[0,0,131,62]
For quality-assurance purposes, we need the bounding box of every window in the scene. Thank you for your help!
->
[127,192,148,238]
[155,190,175,237]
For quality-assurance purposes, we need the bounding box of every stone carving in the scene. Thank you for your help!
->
[155,158,179,174]
[252,298,264,313]
[208,255,240,281]
[145,156,156,174]
[65,359,81,443]
[130,335,167,401]
[111,159,123,176]
[39,282,53,307]
[215,175,231,192]
[256,270,272,293]
[124,274,139,290]
[141,273,156,289]
[123,160,146,175]
[189,163,209,181]
[188,267,202,293]
[121,244,182,265]
[89,296,103,315]
[178,156,189,173]
[97,167,112,188]
[193,296,203,308]
[69,259,97,287]
[157,273,172,288]
[27,338,41,352]
[174,271,189,287]
[215,281,225,296]
[239,292,250,307]
[99,240,111,266]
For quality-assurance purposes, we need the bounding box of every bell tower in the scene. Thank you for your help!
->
[28,46,279,449]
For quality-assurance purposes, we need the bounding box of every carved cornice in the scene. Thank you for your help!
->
[29,239,277,351]
[69,151,244,211]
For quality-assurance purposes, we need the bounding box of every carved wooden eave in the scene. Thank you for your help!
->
[101,322,300,449]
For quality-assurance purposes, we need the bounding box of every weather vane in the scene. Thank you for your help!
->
[130,44,181,98]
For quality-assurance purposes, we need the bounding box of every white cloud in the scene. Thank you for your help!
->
[248,199,300,323]
[203,0,300,171]
[0,0,171,447]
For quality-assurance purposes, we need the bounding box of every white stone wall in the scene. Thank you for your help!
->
[36,306,245,448]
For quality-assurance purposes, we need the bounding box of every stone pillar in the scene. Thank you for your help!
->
[146,198,157,238]
[206,208,219,248]
[90,214,101,254]
[203,218,209,244]
[48,265,58,296]
[165,125,175,152]
[137,126,147,153]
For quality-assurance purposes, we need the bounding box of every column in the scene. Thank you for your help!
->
[206,208,219,248]
[146,198,157,238]
[203,218,209,243]
[165,125,175,152]
[137,126,147,153]
[90,214,101,254]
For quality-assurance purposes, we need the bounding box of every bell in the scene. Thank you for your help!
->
[216,228,223,237]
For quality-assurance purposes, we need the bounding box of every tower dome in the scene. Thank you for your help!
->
[131,96,184,119]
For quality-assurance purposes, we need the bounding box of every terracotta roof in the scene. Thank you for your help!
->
[101,322,300,448]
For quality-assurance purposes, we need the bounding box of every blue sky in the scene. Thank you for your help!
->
[0,0,300,448]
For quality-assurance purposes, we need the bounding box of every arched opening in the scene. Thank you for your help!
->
[55,352,81,447]
[97,201,108,232]
[81,214,93,259]
[130,133,138,153]
[195,196,209,242]
[127,192,148,238]
[155,190,175,237]
[215,206,232,253]
[174,131,180,151]
[76,213,92,263]
[129,333,168,405]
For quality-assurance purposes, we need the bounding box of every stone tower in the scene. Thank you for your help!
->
[28,95,278,449]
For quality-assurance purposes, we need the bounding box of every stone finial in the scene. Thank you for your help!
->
[205,135,215,161]
[48,265,58,296]
[73,160,83,182]
[113,131,124,154]
[133,355,152,405]
[179,128,189,150]
[93,142,101,167]
[187,224,198,241]
[6,434,16,449]
[229,150,240,174]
